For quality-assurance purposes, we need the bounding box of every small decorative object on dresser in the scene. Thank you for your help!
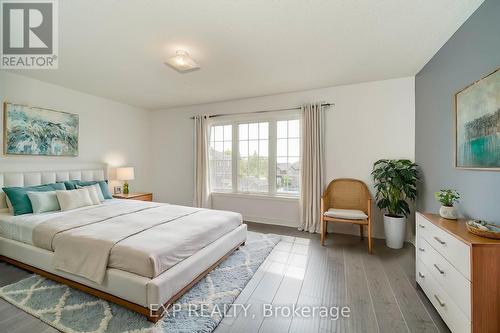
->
[466,220,500,240]
[112,192,152,202]
[116,167,135,194]
[416,213,500,333]
[435,189,460,220]
[372,159,419,249]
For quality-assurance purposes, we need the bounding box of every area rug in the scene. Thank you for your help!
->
[0,233,280,333]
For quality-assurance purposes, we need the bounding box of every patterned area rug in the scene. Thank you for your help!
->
[0,233,280,333]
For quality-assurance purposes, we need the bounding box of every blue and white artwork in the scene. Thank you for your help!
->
[456,69,500,169]
[4,103,79,156]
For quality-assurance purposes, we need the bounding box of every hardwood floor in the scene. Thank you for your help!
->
[0,222,450,333]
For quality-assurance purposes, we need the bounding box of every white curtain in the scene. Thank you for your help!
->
[193,115,211,208]
[299,103,325,233]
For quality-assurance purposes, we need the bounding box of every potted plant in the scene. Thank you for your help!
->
[372,159,418,249]
[435,189,460,220]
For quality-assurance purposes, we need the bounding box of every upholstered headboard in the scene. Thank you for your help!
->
[0,162,108,210]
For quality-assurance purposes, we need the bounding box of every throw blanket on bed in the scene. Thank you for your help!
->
[32,200,243,284]
[33,202,200,283]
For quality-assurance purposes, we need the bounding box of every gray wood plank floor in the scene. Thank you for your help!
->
[0,222,450,333]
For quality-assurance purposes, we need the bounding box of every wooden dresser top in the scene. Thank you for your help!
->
[420,213,500,246]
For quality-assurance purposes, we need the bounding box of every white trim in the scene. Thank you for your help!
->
[211,191,299,202]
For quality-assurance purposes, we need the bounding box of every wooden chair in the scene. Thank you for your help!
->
[320,178,372,253]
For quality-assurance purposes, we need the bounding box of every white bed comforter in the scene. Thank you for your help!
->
[29,200,242,284]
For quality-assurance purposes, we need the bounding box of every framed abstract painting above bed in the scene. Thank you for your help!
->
[455,68,500,170]
[3,102,79,156]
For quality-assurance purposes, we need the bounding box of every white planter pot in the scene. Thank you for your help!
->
[383,215,406,249]
[439,205,458,220]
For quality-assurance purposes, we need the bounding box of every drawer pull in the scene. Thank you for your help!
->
[434,294,446,307]
[433,236,446,245]
[418,224,425,229]
[418,247,425,252]
[418,272,425,278]
[433,264,445,275]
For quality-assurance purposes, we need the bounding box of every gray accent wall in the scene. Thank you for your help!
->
[415,0,500,221]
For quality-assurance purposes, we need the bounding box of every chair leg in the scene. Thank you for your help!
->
[368,221,373,254]
[359,224,364,240]
[320,219,326,246]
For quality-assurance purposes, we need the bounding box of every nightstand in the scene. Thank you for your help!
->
[112,192,153,201]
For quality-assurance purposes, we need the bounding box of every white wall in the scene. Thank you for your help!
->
[150,77,415,240]
[0,71,152,192]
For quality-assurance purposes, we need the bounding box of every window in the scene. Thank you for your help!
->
[208,115,300,196]
[209,124,232,191]
[276,119,300,194]
[238,122,269,192]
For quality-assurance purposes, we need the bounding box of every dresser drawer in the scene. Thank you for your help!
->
[416,214,470,279]
[416,258,471,333]
[416,235,471,319]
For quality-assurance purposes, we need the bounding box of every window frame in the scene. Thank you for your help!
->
[208,111,301,198]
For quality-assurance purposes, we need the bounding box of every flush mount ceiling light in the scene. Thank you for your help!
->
[164,50,200,72]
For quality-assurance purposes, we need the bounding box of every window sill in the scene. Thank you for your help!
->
[210,192,299,202]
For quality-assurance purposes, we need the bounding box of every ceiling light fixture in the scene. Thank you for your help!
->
[164,50,200,72]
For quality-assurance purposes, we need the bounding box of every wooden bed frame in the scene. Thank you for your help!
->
[0,241,245,323]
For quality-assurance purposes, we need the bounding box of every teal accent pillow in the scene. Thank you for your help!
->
[27,191,61,214]
[62,180,79,190]
[2,183,66,216]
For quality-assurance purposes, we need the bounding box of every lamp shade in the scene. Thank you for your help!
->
[116,167,135,181]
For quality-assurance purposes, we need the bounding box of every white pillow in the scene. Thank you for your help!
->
[77,184,104,202]
[27,191,61,214]
[76,184,102,205]
[56,188,94,211]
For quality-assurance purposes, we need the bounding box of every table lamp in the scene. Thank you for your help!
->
[116,167,135,194]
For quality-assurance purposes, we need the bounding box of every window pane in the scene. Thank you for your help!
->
[224,125,232,140]
[239,141,248,157]
[214,142,223,154]
[239,124,248,140]
[275,120,300,195]
[288,120,300,138]
[277,139,287,157]
[214,126,223,141]
[223,142,232,159]
[259,122,269,139]
[259,140,268,157]
[249,123,259,140]
[209,125,232,192]
[248,140,258,156]
[277,120,287,139]
[238,122,269,192]
[288,138,300,156]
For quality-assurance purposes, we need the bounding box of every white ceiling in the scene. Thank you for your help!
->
[8,0,484,110]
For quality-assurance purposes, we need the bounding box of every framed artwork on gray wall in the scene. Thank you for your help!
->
[455,67,500,170]
[3,102,79,156]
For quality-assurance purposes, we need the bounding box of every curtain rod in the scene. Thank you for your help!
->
[190,102,334,119]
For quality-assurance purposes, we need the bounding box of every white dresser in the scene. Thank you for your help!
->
[416,213,500,333]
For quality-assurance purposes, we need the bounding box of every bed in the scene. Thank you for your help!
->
[0,164,247,322]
